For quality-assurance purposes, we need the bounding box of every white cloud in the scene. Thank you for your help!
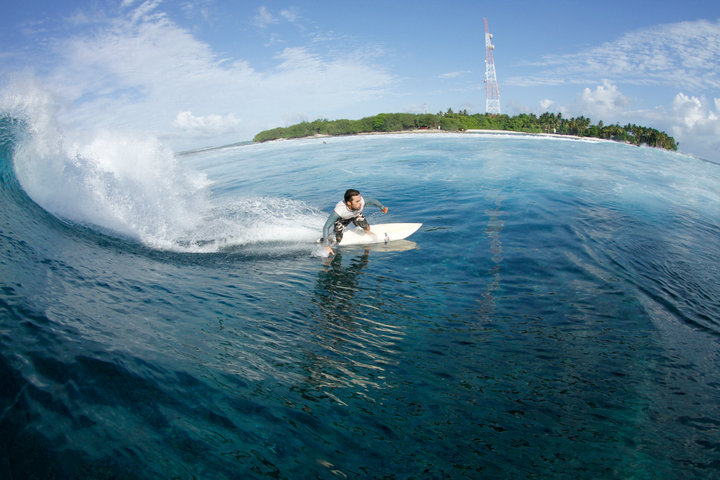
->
[127,0,165,24]
[540,99,554,111]
[253,6,278,28]
[172,111,240,136]
[670,93,720,155]
[576,80,629,120]
[31,2,393,148]
[545,82,719,159]
[667,93,720,159]
[279,9,300,23]
[509,19,720,89]
[439,71,468,79]
[253,7,301,34]
[626,93,720,160]
[264,33,284,48]
[274,47,323,72]
[671,93,719,131]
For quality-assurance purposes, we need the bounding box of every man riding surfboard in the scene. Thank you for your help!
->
[322,189,388,256]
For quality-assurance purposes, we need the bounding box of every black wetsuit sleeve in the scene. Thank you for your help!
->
[363,197,385,210]
[322,211,340,244]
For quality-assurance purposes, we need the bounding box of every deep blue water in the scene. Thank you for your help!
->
[2,116,720,478]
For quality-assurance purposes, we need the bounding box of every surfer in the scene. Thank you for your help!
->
[322,189,389,255]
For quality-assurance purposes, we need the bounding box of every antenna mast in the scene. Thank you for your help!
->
[484,18,501,115]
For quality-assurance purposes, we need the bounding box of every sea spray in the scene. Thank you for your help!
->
[1,80,326,252]
[9,104,212,248]
[175,196,324,253]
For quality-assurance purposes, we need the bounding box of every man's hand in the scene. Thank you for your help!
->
[382,207,389,214]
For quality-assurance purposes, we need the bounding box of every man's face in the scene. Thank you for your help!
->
[346,195,362,211]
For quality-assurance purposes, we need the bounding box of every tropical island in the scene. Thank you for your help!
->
[253,110,678,151]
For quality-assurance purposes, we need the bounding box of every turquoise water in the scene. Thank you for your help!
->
[2,116,720,478]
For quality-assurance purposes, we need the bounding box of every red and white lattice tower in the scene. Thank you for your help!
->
[484,18,501,115]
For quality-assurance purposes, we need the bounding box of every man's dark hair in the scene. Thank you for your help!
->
[344,189,361,203]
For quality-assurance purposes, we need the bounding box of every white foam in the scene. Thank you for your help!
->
[173,197,325,253]
[2,80,326,253]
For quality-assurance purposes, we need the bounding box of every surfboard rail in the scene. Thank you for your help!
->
[336,222,422,246]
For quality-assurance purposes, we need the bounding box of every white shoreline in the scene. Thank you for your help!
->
[297,128,614,144]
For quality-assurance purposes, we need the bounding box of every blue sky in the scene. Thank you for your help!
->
[1,0,719,159]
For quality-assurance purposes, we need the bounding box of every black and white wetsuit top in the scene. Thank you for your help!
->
[322,196,384,243]
[333,196,366,221]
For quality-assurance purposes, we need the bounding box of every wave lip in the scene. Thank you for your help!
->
[1,88,328,253]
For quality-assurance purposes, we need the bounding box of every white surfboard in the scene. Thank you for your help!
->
[336,223,422,246]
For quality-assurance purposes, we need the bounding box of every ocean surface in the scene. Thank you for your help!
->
[2,112,720,478]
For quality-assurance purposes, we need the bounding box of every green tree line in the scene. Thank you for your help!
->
[253,110,677,151]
